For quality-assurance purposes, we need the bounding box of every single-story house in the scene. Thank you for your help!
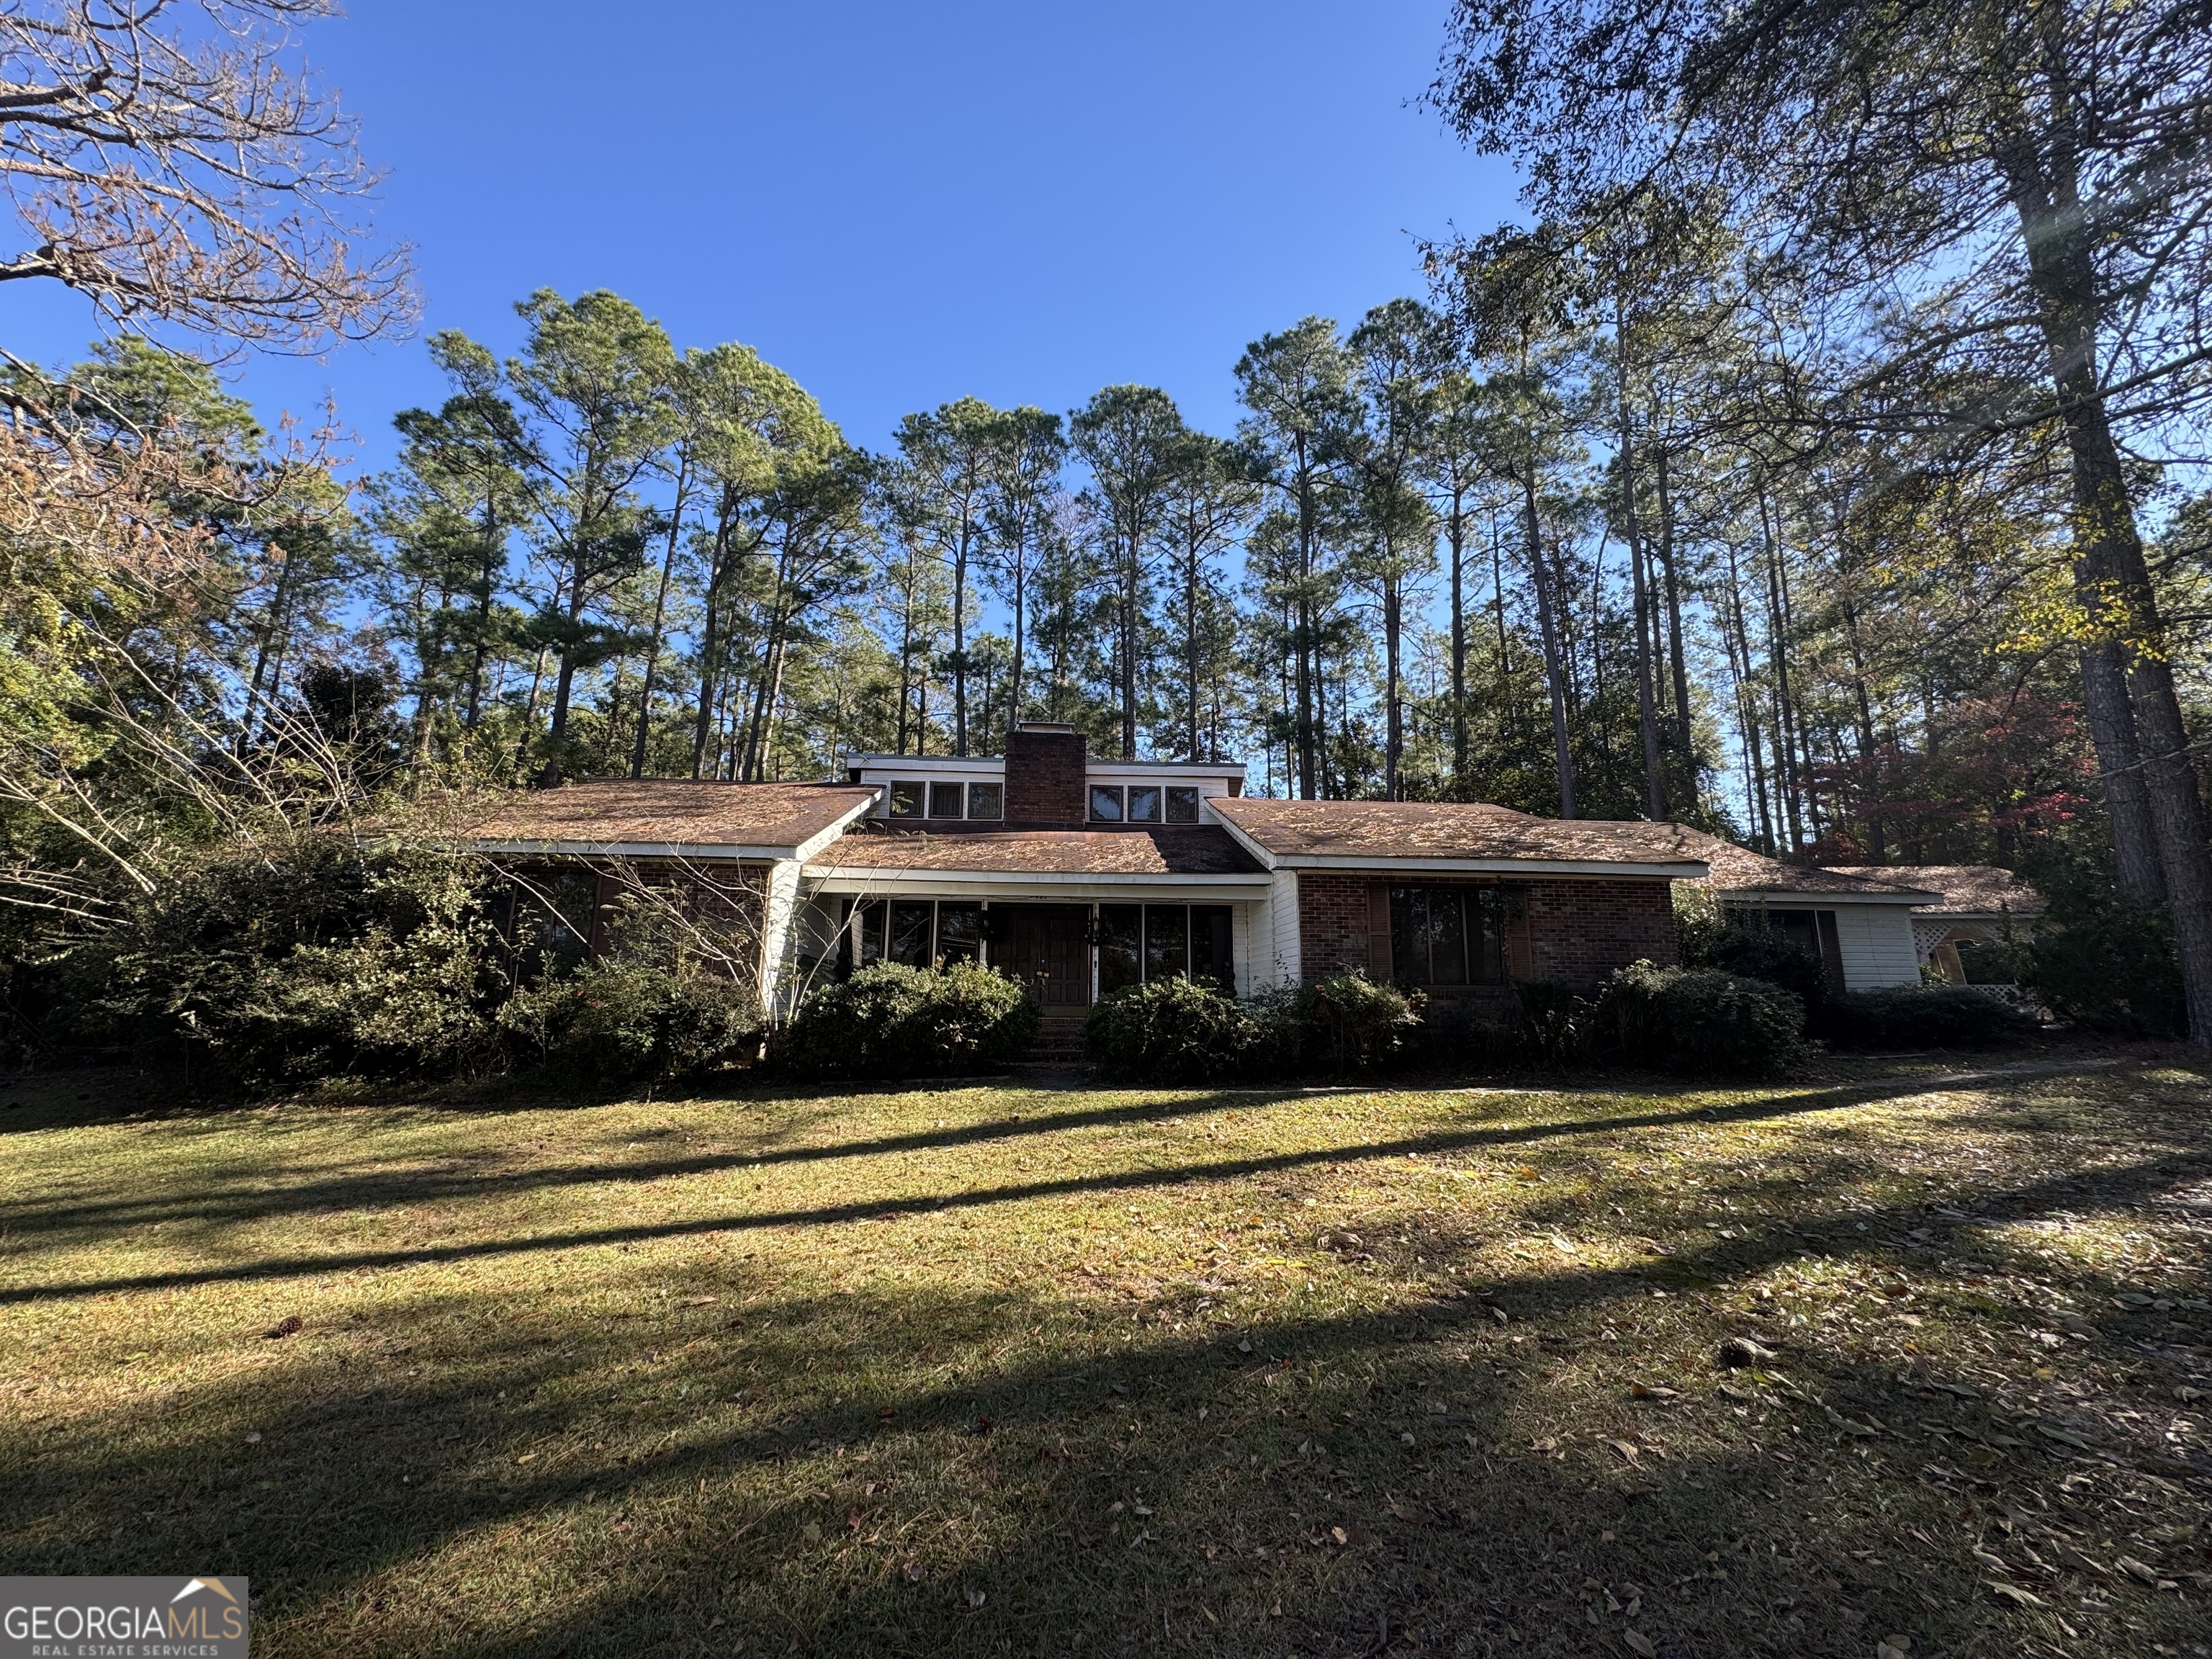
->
[1830,865,2046,984]
[458,722,1711,1021]
[1683,834,1937,992]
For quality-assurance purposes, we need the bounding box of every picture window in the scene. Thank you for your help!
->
[966,781,1003,820]
[928,781,964,819]
[887,781,925,819]
[1165,786,1200,822]
[1127,785,1161,823]
[1089,785,1123,822]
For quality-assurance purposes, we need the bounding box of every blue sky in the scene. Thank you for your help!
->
[9,0,1516,468]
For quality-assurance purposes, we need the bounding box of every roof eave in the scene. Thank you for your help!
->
[1262,853,1709,878]
[1717,886,1935,904]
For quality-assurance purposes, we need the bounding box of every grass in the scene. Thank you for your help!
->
[2,1048,2210,1658]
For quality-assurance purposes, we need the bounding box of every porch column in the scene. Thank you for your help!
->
[759,858,804,1019]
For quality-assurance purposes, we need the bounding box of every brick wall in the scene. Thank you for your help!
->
[1295,871,1678,990]
[1523,878,1679,987]
[1004,726,1087,827]
[1297,872,1375,979]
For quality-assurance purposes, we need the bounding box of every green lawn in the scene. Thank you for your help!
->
[2,1051,2209,1658]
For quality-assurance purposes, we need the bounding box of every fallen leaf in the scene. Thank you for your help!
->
[800,1521,822,1543]
[263,1316,302,1340]
[1331,1525,1349,1545]
[1985,1581,2044,1608]
[243,1431,261,1444]
[966,1588,986,1609]
[514,1452,536,1465]
[2114,1555,2160,1585]
[1624,1631,1657,1657]
[1609,1439,1642,1464]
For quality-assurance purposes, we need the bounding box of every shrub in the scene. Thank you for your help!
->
[1819,984,2038,1050]
[1596,960,1805,1076]
[74,833,507,1088]
[1085,976,1264,1084]
[1513,979,1581,1064]
[775,962,1038,1081]
[1403,997,1528,1071]
[498,961,765,1083]
[1683,917,1829,1014]
[2023,878,2184,1036]
[1289,969,1422,1074]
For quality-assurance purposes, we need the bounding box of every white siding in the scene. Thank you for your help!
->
[1238,873,1301,993]
[1834,904,1920,989]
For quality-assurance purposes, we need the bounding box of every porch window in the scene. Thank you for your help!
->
[1097,903,1235,992]
[887,781,925,819]
[887,901,935,967]
[1097,904,1141,995]
[846,898,986,973]
[1165,786,1200,822]
[928,782,964,818]
[966,781,1003,819]
[1143,904,1187,979]
[1389,886,1505,986]
[1089,785,1123,822]
[937,902,984,965]
[1127,785,1161,822]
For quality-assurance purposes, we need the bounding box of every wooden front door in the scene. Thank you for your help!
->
[997,904,1092,1010]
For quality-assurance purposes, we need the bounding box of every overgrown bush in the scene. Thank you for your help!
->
[1819,984,2038,1050]
[1285,968,1422,1074]
[498,960,765,1082]
[1085,976,1265,1084]
[71,833,508,1088]
[1596,960,1805,1076]
[1513,979,1580,1064]
[774,962,1038,1080]
[1683,916,1829,1014]
[2020,869,2185,1036]
[1401,997,1528,1071]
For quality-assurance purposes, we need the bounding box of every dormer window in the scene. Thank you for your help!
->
[967,781,1002,819]
[1089,785,1123,822]
[887,781,925,819]
[929,782,964,819]
[1166,786,1199,822]
[1127,786,1161,823]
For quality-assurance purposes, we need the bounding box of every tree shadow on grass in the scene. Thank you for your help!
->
[0,1058,2158,1310]
[4,1115,2208,1658]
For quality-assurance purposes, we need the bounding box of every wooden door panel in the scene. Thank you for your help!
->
[998,904,1091,1007]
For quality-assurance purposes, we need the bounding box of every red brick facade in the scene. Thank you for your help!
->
[1521,878,1680,986]
[1297,871,1678,991]
[1297,873,1380,979]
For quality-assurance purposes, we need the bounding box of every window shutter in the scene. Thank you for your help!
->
[1367,880,1394,979]
[1504,885,1535,980]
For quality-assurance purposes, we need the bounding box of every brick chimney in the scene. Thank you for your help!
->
[1004,722,1087,827]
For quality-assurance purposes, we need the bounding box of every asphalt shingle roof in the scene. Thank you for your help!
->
[1208,796,1706,867]
[809,824,1264,876]
[1684,832,1938,901]
[454,781,877,853]
[1829,864,2046,917]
